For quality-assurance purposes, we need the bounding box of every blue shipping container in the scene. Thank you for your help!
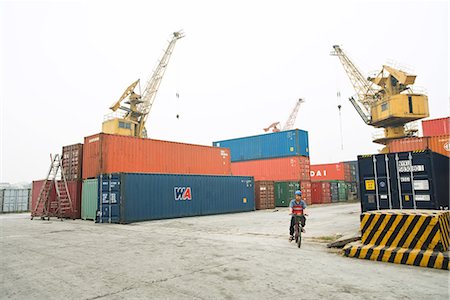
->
[213,129,309,162]
[97,173,255,223]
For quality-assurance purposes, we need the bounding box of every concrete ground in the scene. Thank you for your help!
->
[1,202,448,299]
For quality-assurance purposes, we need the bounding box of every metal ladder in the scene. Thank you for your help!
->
[31,154,73,220]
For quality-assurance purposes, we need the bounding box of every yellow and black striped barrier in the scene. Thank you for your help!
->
[343,210,450,270]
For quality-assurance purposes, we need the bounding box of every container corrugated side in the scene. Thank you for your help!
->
[81,179,98,220]
[422,117,449,137]
[254,181,275,210]
[83,133,232,179]
[31,180,82,219]
[213,129,309,162]
[310,163,345,181]
[357,150,449,212]
[230,156,310,181]
[62,143,83,181]
[311,182,331,204]
[274,181,300,207]
[97,173,254,223]
[1,189,30,212]
[300,181,312,205]
[388,135,450,157]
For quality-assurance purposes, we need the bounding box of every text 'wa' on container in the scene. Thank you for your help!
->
[213,129,309,162]
[96,173,255,224]
[357,150,449,212]
[82,133,232,179]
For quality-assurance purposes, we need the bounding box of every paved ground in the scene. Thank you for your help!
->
[1,202,448,299]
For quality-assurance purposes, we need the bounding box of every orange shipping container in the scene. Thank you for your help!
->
[387,135,450,157]
[82,133,232,179]
[230,156,310,181]
[422,117,449,137]
[310,163,345,181]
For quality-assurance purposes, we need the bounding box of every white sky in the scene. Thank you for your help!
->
[1,0,448,183]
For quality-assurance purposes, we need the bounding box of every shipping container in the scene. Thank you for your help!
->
[422,117,449,137]
[230,156,310,181]
[0,189,31,213]
[254,181,275,210]
[311,182,331,204]
[213,129,309,162]
[387,135,450,158]
[338,182,347,201]
[300,181,312,205]
[343,161,358,182]
[358,150,449,212]
[31,180,82,219]
[310,163,345,181]
[330,181,339,202]
[81,179,98,220]
[97,173,254,224]
[274,181,300,207]
[83,133,232,179]
[346,182,359,201]
[62,143,83,181]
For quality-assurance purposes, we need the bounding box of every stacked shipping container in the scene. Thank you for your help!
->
[310,161,359,204]
[214,130,311,206]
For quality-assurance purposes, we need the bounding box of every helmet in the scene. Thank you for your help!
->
[295,190,302,196]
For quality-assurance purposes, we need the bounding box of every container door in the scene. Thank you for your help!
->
[97,174,121,223]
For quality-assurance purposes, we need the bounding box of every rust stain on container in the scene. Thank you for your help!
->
[82,133,231,179]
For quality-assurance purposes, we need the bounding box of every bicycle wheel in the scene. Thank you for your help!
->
[294,223,299,243]
[297,227,302,248]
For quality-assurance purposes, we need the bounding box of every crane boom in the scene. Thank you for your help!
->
[137,31,185,137]
[282,98,304,131]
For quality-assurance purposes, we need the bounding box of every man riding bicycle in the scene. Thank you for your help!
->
[289,190,307,242]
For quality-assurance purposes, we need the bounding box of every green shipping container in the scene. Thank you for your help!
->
[275,181,300,207]
[81,179,98,220]
[338,181,347,201]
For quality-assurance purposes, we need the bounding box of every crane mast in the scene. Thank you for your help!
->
[102,31,185,138]
[282,98,304,131]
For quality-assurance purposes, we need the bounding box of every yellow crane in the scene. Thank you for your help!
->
[331,45,429,149]
[102,31,185,138]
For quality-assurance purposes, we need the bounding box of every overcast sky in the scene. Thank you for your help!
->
[1,0,448,183]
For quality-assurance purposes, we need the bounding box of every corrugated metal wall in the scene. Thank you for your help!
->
[213,129,309,162]
[83,133,232,179]
[0,189,31,213]
[97,173,255,224]
[81,179,97,220]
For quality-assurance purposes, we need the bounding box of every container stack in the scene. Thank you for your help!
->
[30,143,84,219]
[213,129,311,207]
[80,133,253,223]
[310,161,359,204]
[387,117,450,157]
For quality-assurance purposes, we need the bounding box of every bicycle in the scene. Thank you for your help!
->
[293,215,304,248]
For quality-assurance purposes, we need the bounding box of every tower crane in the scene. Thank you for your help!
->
[331,45,429,148]
[102,31,185,138]
[264,98,304,132]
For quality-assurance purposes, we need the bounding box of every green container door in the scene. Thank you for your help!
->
[338,181,347,201]
[81,179,98,220]
[275,181,300,207]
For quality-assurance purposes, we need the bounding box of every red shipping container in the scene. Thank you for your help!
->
[300,180,312,205]
[254,181,275,210]
[422,117,449,137]
[62,143,83,181]
[387,135,450,158]
[311,181,331,204]
[310,163,345,181]
[31,180,82,219]
[230,156,310,181]
[83,133,232,179]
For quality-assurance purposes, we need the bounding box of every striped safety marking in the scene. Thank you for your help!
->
[343,242,450,270]
[360,210,450,252]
